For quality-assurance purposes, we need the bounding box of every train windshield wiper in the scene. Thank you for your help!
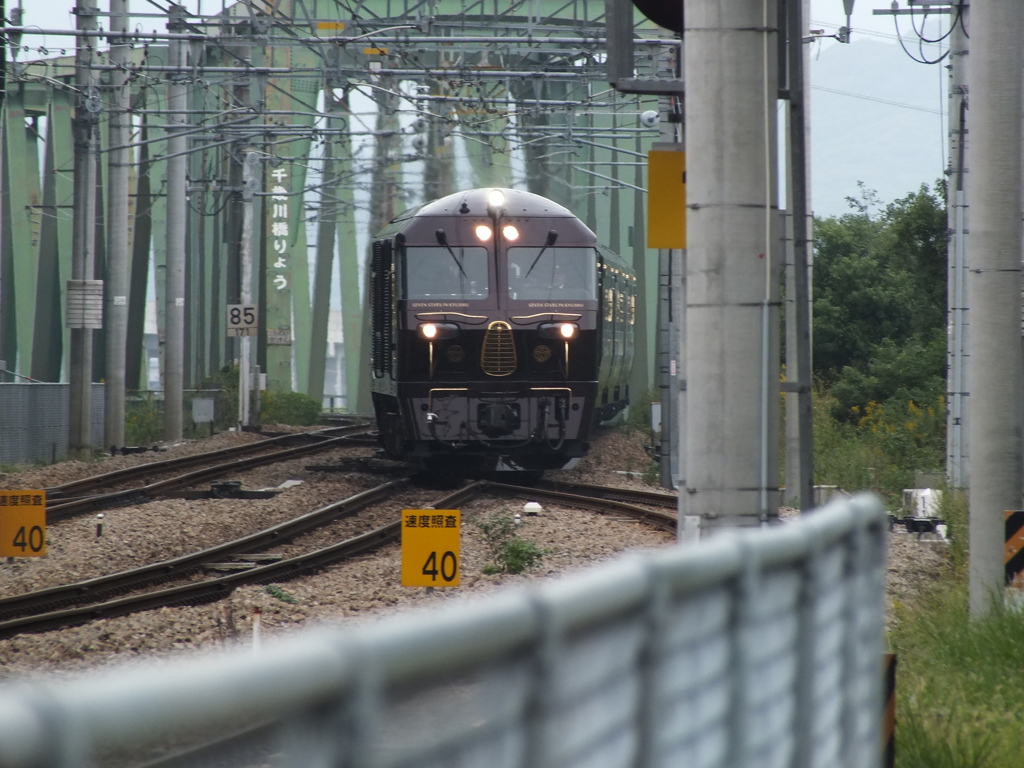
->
[434,229,469,278]
[523,230,559,278]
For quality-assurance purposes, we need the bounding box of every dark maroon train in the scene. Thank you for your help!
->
[369,187,636,472]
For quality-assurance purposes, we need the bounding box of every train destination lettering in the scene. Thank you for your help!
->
[527,302,584,309]
[410,302,470,308]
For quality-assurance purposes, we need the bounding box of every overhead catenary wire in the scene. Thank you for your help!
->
[8,0,671,406]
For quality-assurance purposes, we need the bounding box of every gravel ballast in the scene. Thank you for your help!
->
[0,425,947,678]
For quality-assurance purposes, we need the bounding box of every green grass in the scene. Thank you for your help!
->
[888,493,1024,768]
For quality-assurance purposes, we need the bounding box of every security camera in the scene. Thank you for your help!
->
[640,110,660,129]
[411,135,427,152]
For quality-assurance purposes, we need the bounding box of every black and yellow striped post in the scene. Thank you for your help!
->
[883,653,896,768]
[1004,510,1024,588]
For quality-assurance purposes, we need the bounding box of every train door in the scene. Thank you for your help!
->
[370,238,396,393]
[597,263,613,398]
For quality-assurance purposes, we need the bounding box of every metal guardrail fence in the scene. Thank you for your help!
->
[0,494,886,768]
[0,384,104,466]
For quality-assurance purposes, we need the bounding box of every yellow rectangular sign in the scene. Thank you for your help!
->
[401,509,460,587]
[316,21,346,30]
[647,145,686,249]
[0,490,47,557]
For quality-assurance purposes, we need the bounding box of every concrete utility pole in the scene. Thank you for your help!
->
[238,151,258,427]
[782,0,815,511]
[946,3,969,490]
[68,2,101,454]
[967,0,1023,617]
[104,0,130,450]
[163,5,188,441]
[0,0,7,381]
[682,0,780,530]
[308,117,340,406]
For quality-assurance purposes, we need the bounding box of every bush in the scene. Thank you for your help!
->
[626,387,661,432]
[806,385,943,507]
[125,396,164,445]
[260,391,322,426]
[475,511,546,575]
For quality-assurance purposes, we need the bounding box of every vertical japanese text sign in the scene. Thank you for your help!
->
[401,509,460,587]
[0,490,47,557]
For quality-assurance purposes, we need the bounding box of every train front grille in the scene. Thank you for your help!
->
[480,321,517,377]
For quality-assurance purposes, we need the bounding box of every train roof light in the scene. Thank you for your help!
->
[502,224,519,241]
[486,189,506,211]
[475,224,493,241]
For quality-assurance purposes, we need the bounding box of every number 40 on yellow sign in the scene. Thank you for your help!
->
[401,509,459,587]
[0,490,47,557]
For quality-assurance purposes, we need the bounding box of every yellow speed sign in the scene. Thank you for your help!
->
[401,509,460,587]
[0,490,47,557]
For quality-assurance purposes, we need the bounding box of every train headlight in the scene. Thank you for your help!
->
[475,224,492,241]
[538,322,578,340]
[502,224,519,241]
[418,322,459,340]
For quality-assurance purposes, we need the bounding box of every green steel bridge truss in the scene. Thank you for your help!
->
[0,0,668,413]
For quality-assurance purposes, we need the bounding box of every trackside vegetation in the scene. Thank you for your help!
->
[124,365,324,444]
[474,511,547,575]
[888,492,1024,768]
[809,184,1024,766]
[808,182,947,507]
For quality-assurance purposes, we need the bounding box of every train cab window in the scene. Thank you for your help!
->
[507,247,597,301]
[401,246,489,300]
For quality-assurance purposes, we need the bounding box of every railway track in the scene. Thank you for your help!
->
[42,423,375,521]
[534,478,678,511]
[0,479,677,639]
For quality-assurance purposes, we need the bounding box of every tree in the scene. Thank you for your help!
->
[812,183,947,417]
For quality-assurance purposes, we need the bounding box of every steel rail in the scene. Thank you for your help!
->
[0,480,673,638]
[533,478,678,510]
[45,427,374,521]
[0,525,398,638]
[47,424,369,497]
[483,481,678,533]
[0,480,412,623]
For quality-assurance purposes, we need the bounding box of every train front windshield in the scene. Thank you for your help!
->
[507,247,598,301]
[401,246,489,300]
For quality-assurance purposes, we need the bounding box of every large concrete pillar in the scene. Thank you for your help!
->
[682,0,780,530]
[967,0,1023,617]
